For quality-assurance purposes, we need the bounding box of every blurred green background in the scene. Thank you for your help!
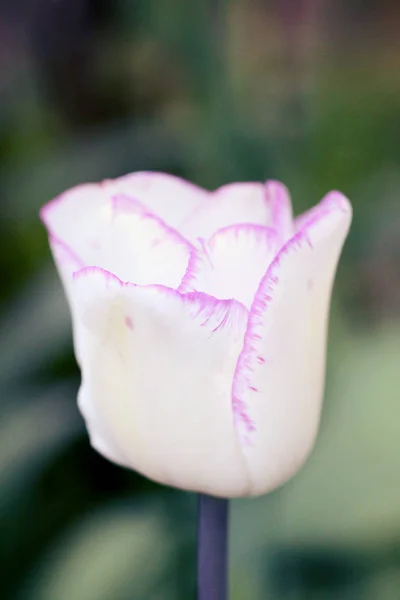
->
[1,1,400,598]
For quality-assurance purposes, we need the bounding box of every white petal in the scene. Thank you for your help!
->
[49,235,84,288]
[180,182,271,242]
[232,191,352,495]
[180,225,279,309]
[42,188,193,288]
[41,183,114,267]
[113,171,208,229]
[72,269,251,497]
[103,196,193,287]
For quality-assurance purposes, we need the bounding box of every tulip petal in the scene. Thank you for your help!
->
[42,186,193,289]
[114,171,208,229]
[232,191,352,495]
[46,239,142,467]
[180,225,279,309]
[104,198,194,287]
[180,182,271,242]
[264,180,294,243]
[40,183,114,266]
[49,235,84,280]
[72,268,251,497]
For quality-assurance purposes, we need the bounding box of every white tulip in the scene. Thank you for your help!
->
[41,172,352,497]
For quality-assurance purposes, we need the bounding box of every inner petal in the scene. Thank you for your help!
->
[180,182,271,242]
[180,225,279,309]
[103,196,194,288]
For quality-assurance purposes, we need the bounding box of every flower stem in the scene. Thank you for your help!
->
[197,494,229,600]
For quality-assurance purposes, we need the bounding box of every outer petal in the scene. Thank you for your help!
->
[232,191,352,495]
[46,239,130,465]
[72,268,251,497]
[180,225,279,309]
[180,182,271,242]
[113,171,208,230]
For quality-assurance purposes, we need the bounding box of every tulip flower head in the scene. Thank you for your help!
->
[40,173,351,497]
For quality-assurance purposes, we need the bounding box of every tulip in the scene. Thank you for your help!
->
[40,172,351,499]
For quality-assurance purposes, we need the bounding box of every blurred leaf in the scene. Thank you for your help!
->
[0,268,72,389]
[0,383,81,500]
[280,320,400,547]
[18,500,176,600]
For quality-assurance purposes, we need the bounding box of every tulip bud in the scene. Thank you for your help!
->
[40,172,351,497]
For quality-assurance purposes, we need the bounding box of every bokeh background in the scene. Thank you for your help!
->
[1,1,400,598]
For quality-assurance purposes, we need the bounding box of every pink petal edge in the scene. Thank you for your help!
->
[264,180,294,241]
[72,265,249,328]
[294,189,349,231]
[209,223,277,244]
